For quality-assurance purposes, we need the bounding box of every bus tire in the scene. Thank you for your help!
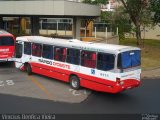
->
[27,64,32,75]
[70,76,80,90]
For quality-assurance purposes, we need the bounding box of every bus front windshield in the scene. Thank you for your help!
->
[0,37,14,46]
[118,50,141,69]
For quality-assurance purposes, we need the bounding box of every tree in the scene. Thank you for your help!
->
[101,6,132,39]
[82,0,92,4]
[113,7,132,40]
[82,0,108,5]
[150,0,160,24]
[119,0,151,46]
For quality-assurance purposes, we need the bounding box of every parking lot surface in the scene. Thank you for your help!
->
[0,62,91,103]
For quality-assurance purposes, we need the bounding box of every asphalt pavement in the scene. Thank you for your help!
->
[0,62,91,103]
[0,62,160,120]
[1,77,160,114]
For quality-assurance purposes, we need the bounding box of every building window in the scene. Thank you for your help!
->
[93,23,111,32]
[32,43,42,57]
[40,18,72,31]
[81,51,96,68]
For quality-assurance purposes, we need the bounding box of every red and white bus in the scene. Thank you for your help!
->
[15,36,141,93]
[0,30,15,62]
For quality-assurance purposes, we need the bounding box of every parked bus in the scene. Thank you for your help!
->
[15,36,141,93]
[0,30,15,62]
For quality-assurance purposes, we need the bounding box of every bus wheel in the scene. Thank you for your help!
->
[27,64,32,75]
[70,76,80,90]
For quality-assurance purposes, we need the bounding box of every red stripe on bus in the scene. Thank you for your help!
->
[0,46,15,58]
[29,62,140,93]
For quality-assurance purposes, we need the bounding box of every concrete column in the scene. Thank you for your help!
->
[30,16,39,35]
[0,17,3,29]
[73,17,81,40]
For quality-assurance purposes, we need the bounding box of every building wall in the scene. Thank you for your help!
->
[126,25,160,40]
[141,25,160,40]
[39,30,72,36]
[0,0,100,16]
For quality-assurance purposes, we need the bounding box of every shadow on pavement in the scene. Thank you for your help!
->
[0,62,15,68]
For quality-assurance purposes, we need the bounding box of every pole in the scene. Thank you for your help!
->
[95,27,96,38]
[56,21,58,34]
[85,27,87,37]
[116,27,118,35]
[105,27,108,38]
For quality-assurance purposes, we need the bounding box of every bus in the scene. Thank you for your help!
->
[15,36,141,93]
[0,30,15,62]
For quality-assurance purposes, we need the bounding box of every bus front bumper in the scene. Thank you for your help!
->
[0,58,14,62]
[113,79,141,93]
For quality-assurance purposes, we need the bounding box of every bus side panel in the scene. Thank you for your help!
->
[80,78,115,93]
[29,62,124,93]
[80,79,124,93]
[31,62,69,82]
[0,46,14,58]
[78,72,116,87]
[79,74,123,93]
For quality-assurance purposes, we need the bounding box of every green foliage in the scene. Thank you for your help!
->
[100,6,132,41]
[150,0,160,23]
[119,0,153,45]
[100,11,112,23]
[120,38,160,48]
[120,0,152,26]
[82,0,92,4]
[114,7,131,33]
[82,0,108,5]
[92,0,108,5]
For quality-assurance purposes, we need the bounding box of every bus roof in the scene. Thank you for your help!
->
[0,29,13,36]
[16,36,140,54]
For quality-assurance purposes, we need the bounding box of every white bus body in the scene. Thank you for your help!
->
[15,36,141,93]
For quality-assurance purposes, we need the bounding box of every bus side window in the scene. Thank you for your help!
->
[66,48,80,65]
[81,50,96,68]
[54,47,66,62]
[15,43,22,58]
[32,43,42,57]
[24,42,31,55]
[42,44,53,60]
[97,53,115,71]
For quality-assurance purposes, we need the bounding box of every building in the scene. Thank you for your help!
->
[0,0,100,39]
[101,0,118,11]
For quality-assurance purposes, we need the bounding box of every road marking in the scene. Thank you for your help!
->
[69,89,91,96]
[28,76,54,100]
[0,80,15,87]
[0,80,4,86]
[6,80,15,86]
[69,89,81,96]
